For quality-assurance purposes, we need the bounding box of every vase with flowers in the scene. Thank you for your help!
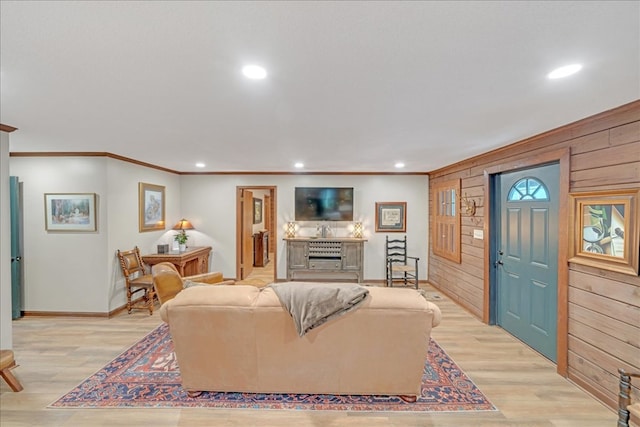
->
[174,230,188,252]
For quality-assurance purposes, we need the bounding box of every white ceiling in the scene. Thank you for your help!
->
[1,1,639,173]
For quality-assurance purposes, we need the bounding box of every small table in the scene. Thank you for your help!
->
[142,246,212,276]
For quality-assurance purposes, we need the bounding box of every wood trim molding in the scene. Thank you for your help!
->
[10,151,180,174]
[429,99,640,177]
[235,186,278,282]
[10,151,429,175]
[556,148,571,377]
[23,311,110,318]
[181,171,429,176]
[0,124,18,133]
[482,170,491,325]
[482,147,571,377]
[568,370,615,410]
[23,297,144,318]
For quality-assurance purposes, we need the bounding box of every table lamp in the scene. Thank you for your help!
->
[173,218,195,251]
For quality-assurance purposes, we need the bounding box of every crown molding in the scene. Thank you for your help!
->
[9,151,429,175]
[0,124,18,133]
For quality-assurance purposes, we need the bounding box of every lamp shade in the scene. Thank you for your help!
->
[286,221,296,238]
[353,222,363,238]
[172,219,194,231]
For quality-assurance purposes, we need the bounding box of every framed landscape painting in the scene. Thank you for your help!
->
[139,183,165,232]
[568,189,639,276]
[375,202,406,232]
[44,193,97,231]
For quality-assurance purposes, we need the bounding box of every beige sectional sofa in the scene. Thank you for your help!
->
[159,283,442,398]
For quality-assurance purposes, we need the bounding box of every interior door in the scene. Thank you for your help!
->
[264,194,272,237]
[241,189,254,280]
[496,163,559,361]
[10,176,23,319]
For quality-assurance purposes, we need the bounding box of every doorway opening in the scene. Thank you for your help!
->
[484,148,570,374]
[490,163,559,362]
[235,186,277,286]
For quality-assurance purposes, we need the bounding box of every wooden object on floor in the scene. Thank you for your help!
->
[117,246,155,315]
[385,235,419,289]
[284,238,365,283]
[0,350,23,392]
[253,230,269,267]
[618,368,640,427]
[142,246,211,277]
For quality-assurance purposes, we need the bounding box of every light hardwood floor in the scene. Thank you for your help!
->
[235,254,275,287]
[0,284,615,427]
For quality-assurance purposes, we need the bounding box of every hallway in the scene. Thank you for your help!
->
[235,253,275,287]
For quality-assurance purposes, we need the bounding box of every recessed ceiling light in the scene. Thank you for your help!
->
[195,163,205,168]
[242,65,267,80]
[395,162,405,169]
[547,64,582,79]
[294,162,304,169]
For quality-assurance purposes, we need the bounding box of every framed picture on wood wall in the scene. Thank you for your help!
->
[139,182,165,232]
[568,189,639,276]
[375,202,406,232]
[44,193,97,231]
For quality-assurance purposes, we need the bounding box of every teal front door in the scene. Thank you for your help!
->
[496,163,559,361]
[10,176,23,319]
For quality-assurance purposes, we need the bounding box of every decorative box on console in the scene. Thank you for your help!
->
[157,244,170,254]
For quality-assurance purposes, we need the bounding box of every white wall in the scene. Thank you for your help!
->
[8,155,429,314]
[10,156,180,313]
[1,132,12,348]
[105,158,181,311]
[180,174,429,281]
[10,157,109,312]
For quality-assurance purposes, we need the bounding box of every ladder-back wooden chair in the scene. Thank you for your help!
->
[117,246,155,315]
[618,368,640,427]
[385,235,419,289]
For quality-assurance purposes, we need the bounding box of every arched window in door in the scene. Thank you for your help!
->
[507,177,550,201]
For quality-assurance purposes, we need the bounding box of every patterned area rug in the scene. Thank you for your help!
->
[50,324,495,411]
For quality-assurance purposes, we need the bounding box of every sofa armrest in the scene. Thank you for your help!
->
[185,271,224,284]
[159,299,170,323]
[425,300,442,328]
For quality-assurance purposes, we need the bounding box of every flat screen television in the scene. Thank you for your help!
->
[294,187,354,221]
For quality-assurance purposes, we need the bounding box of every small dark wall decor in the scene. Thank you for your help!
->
[253,198,263,224]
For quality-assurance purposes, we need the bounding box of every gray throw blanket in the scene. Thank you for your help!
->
[269,282,370,337]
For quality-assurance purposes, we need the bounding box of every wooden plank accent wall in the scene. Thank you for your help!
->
[428,100,640,412]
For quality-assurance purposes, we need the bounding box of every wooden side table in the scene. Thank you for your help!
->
[142,246,212,276]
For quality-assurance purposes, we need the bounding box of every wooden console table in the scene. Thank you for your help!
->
[284,238,366,283]
[142,246,212,276]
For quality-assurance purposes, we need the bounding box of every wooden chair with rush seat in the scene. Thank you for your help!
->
[117,246,156,315]
[385,235,419,289]
[618,368,640,427]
